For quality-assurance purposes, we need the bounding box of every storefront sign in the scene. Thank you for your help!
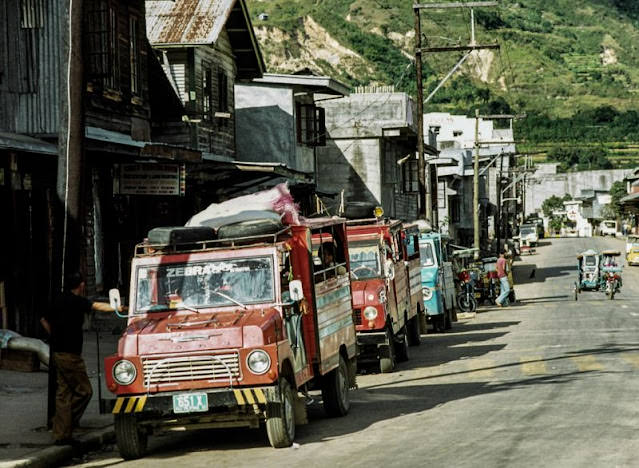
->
[115,164,186,196]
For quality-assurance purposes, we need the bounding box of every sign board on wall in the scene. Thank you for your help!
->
[115,164,186,196]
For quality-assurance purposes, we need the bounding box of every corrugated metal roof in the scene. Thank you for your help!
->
[146,0,235,45]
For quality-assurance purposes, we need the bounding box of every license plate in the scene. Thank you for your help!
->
[172,393,208,414]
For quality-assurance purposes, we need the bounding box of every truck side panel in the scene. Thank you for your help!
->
[315,274,356,375]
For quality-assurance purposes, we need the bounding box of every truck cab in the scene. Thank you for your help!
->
[519,223,539,247]
[102,219,357,459]
[418,232,456,332]
[346,219,423,373]
[600,220,618,237]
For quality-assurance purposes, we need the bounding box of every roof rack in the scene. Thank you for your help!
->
[346,218,399,227]
[134,226,293,257]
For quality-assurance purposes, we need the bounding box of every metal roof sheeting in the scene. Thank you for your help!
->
[146,0,235,45]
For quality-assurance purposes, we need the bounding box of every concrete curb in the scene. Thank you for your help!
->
[456,312,476,320]
[0,427,114,468]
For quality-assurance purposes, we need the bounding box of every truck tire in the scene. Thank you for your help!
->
[266,379,296,448]
[114,414,147,460]
[322,355,351,417]
[379,327,396,373]
[407,313,421,346]
[395,326,409,362]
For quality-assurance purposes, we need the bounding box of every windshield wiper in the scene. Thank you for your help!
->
[212,290,248,310]
[176,302,200,313]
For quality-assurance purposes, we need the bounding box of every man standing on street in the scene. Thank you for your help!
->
[495,252,510,307]
[40,272,124,445]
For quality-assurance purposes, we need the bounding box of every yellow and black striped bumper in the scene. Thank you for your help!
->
[104,385,279,415]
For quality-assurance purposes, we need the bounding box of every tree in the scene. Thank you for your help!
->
[609,180,627,217]
[541,195,568,217]
[600,204,616,220]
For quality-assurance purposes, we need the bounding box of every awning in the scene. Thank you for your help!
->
[620,192,639,204]
[0,132,57,156]
[190,160,314,198]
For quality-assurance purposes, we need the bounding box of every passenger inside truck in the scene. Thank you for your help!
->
[313,229,348,283]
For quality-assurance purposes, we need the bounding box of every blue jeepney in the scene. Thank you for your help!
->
[418,232,456,331]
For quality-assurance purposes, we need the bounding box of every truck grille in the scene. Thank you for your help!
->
[141,352,241,387]
[353,309,362,326]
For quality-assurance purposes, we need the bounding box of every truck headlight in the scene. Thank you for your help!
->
[113,360,137,385]
[422,287,433,300]
[363,306,378,320]
[247,350,271,375]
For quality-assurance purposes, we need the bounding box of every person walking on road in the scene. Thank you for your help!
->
[40,272,124,445]
[495,252,510,307]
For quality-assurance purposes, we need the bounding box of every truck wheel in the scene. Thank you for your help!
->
[322,355,351,417]
[407,313,421,346]
[266,379,296,447]
[114,414,147,460]
[395,327,409,363]
[379,327,396,373]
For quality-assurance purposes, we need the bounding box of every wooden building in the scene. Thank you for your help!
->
[0,0,266,336]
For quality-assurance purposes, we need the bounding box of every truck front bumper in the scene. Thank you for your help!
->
[103,385,280,415]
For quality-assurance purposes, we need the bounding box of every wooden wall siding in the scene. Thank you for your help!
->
[0,0,61,134]
[84,0,151,140]
[153,30,237,156]
[192,30,237,157]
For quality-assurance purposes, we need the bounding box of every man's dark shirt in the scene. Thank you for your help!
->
[44,292,92,355]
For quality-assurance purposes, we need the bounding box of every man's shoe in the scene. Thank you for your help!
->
[496,302,503,307]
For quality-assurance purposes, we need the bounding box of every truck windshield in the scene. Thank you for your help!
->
[520,227,536,236]
[134,257,275,313]
[419,241,436,267]
[348,241,381,279]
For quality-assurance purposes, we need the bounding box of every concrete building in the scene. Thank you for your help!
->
[316,92,432,221]
[234,73,349,209]
[525,163,630,217]
[424,112,516,249]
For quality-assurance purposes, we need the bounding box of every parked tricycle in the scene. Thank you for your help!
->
[574,249,623,300]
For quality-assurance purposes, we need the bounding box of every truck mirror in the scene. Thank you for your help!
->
[289,280,304,302]
[385,259,395,280]
[109,288,121,311]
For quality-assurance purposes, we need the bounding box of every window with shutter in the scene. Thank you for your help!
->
[296,104,326,147]
[129,15,140,95]
[86,0,119,90]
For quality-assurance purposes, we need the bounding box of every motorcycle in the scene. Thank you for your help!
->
[603,270,621,300]
[456,270,478,313]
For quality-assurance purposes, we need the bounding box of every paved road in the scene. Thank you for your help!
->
[73,237,639,468]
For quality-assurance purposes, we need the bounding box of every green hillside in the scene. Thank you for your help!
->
[247,0,639,169]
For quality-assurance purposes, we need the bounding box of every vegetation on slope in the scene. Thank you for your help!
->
[248,0,639,169]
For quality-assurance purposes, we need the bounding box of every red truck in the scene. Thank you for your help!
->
[102,218,357,459]
[346,219,424,373]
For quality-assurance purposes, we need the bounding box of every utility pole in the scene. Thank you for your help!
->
[57,0,85,287]
[51,0,85,429]
[413,1,499,229]
[473,109,480,257]
[414,6,429,222]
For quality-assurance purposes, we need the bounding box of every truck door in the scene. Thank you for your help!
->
[439,239,455,311]
[403,230,422,319]
[390,232,409,330]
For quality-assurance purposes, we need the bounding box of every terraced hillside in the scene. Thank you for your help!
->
[247,0,639,169]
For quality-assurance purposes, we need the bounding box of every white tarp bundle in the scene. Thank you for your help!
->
[185,183,300,229]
